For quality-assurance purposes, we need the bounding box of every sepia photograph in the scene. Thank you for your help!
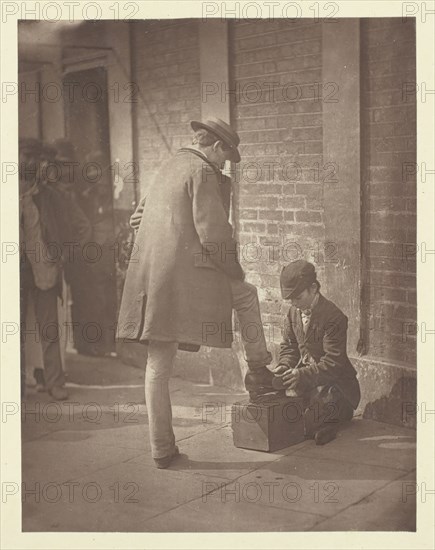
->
[1,1,433,546]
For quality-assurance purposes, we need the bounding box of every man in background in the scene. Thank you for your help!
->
[19,138,91,399]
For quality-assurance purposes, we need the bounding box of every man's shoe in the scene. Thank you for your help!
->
[314,425,337,446]
[272,375,286,390]
[153,445,180,469]
[246,351,273,370]
[249,390,285,404]
[48,386,69,400]
[33,368,46,391]
[245,367,283,403]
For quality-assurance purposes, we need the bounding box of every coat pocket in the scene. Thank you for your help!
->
[193,251,219,270]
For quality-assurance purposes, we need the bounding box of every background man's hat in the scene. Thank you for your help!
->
[190,117,241,163]
[41,142,57,160]
[280,260,317,299]
[20,138,56,160]
[20,137,42,156]
[51,138,77,162]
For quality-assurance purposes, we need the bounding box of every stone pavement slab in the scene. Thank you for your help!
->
[64,352,144,386]
[290,418,416,472]
[22,459,232,532]
[132,419,416,532]
[311,470,416,531]
[21,436,145,486]
[140,495,325,532]
[227,452,409,519]
[128,424,310,480]
[21,387,145,442]
[21,353,417,532]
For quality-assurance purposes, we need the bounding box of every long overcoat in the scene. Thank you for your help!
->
[117,148,244,349]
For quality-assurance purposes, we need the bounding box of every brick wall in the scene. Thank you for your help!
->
[361,18,416,367]
[133,20,201,196]
[231,20,324,344]
[127,19,417,420]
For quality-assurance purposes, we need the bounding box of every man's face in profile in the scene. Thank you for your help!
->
[207,141,233,170]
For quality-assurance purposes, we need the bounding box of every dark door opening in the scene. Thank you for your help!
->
[63,66,117,356]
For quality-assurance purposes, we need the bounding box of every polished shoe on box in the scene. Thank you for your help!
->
[245,367,284,403]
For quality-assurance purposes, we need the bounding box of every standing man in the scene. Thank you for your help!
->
[272,260,361,445]
[19,138,68,400]
[118,118,277,468]
[20,138,92,399]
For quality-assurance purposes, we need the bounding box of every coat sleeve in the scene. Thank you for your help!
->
[39,186,89,251]
[278,313,301,370]
[189,166,244,281]
[298,311,349,387]
[68,193,92,247]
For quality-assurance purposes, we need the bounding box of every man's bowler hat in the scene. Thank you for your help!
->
[280,260,317,300]
[51,138,77,162]
[20,138,55,160]
[190,117,241,163]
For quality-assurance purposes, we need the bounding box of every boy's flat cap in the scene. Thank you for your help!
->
[280,260,317,299]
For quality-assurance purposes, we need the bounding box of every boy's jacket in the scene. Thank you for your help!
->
[279,293,361,409]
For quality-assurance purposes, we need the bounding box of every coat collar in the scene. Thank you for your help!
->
[177,147,221,176]
[302,293,327,341]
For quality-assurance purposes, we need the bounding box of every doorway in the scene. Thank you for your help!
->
[63,66,117,356]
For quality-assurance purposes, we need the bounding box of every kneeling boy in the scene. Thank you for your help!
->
[273,260,361,445]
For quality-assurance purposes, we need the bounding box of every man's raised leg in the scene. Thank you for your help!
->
[230,279,280,402]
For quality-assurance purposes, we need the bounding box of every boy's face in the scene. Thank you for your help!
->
[288,283,318,310]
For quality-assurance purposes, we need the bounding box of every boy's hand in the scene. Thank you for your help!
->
[272,364,302,392]
[273,365,289,376]
[281,368,301,390]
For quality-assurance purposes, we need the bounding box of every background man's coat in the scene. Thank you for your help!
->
[117,149,244,349]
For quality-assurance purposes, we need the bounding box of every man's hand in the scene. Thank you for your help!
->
[130,201,144,230]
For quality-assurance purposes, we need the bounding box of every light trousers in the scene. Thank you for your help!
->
[230,279,270,366]
[145,340,178,459]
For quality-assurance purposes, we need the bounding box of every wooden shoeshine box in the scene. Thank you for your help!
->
[231,396,305,452]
